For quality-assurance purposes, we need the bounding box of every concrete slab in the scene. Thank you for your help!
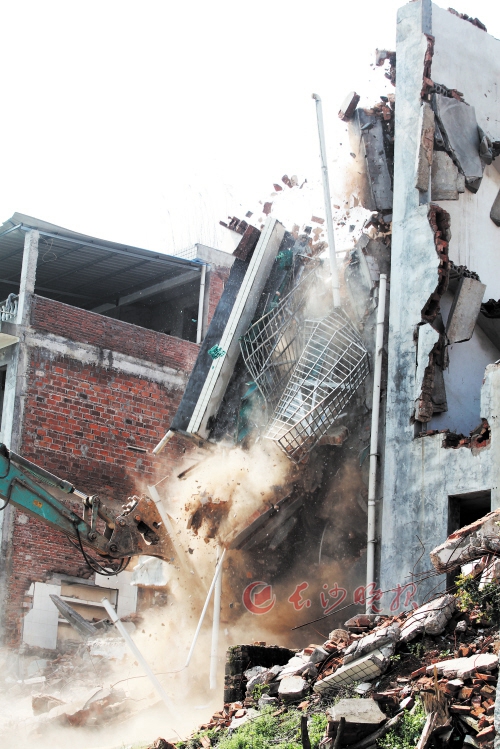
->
[400,594,456,641]
[327,698,386,743]
[426,652,497,679]
[446,277,487,343]
[433,95,483,192]
[431,151,465,200]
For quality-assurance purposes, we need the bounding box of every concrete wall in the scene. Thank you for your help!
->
[380,1,500,606]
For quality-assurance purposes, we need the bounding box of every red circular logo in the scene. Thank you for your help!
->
[242,581,276,615]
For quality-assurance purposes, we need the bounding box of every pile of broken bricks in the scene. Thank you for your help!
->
[209,591,500,748]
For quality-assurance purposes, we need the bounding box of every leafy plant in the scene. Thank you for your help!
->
[252,683,270,700]
[377,699,426,749]
[455,573,500,625]
[408,641,424,659]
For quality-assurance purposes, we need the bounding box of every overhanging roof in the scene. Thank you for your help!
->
[0,213,202,309]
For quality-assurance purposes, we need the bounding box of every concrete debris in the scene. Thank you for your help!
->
[430,509,500,573]
[338,91,360,122]
[431,150,465,200]
[32,692,66,715]
[400,594,456,641]
[343,622,400,664]
[49,594,103,639]
[327,698,386,744]
[433,94,483,193]
[278,675,309,701]
[446,276,486,344]
[427,653,498,680]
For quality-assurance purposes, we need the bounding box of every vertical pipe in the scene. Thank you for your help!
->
[209,545,222,690]
[312,94,341,308]
[196,264,207,344]
[366,274,387,612]
[101,597,176,714]
[185,548,226,668]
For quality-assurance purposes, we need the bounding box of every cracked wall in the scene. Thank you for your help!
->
[380,0,500,608]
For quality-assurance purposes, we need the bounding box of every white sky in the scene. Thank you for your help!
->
[1,0,500,254]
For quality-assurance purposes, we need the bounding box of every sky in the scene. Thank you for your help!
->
[1,0,500,255]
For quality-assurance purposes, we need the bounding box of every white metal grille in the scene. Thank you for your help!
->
[264,308,369,463]
[239,268,319,411]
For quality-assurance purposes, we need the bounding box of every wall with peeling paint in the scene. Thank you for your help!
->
[380,1,500,607]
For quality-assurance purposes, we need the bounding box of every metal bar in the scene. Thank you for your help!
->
[0,224,22,238]
[209,545,222,690]
[101,597,176,714]
[18,225,200,269]
[196,264,207,344]
[312,94,341,308]
[366,275,387,611]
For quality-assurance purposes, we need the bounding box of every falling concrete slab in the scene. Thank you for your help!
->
[446,276,486,343]
[327,699,386,744]
[339,91,360,121]
[490,187,500,226]
[400,594,456,642]
[431,151,466,200]
[355,109,393,212]
[186,217,286,439]
[415,102,435,192]
[314,648,388,694]
[433,95,483,193]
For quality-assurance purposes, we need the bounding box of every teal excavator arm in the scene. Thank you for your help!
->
[0,444,172,574]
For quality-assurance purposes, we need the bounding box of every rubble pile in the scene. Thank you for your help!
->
[173,591,500,749]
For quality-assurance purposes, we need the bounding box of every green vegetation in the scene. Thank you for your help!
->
[251,683,270,700]
[377,699,426,749]
[455,573,500,625]
[178,707,327,749]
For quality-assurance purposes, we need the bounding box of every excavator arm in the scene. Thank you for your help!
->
[0,444,172,573]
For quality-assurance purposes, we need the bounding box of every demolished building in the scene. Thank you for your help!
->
[2,1,500,746]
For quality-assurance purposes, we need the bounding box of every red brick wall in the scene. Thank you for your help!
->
[207,266,230,327]
[4,344,193,646]
[31,295,199,372]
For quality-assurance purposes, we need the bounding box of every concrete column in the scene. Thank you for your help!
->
[17,229,39,326]
[0,230,38,645]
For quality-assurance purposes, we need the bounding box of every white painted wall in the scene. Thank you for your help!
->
[22,582,61,650]
[429,291,500,434]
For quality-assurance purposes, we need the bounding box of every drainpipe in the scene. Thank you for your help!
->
[184,548,226,668]
[312,94,341,308]
[196,263,207,344]
[366,274,387,612]
[209,545,222,690]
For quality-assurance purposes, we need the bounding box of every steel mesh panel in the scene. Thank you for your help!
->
[264,308,369,463]
[240,268,319,409]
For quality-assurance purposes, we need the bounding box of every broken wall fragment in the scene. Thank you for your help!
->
[432,95,483,193]
[415,102,435,192]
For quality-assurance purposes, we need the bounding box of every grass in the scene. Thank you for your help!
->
[377,699,426,749]
[178,707,327,749]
